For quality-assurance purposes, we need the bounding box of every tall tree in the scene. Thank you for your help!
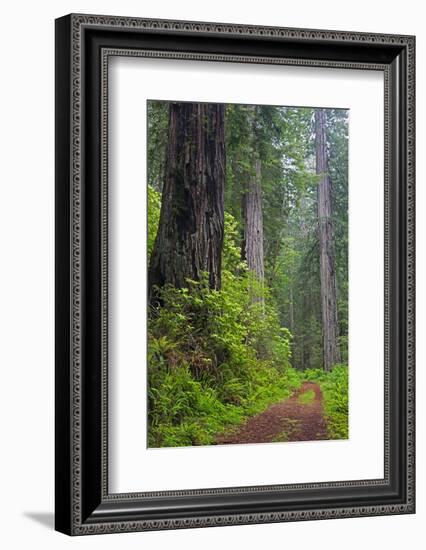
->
[327,110,349,363]
[315,109,341,371]
[242,157,264,281]
[148,102,226,302]
[240,107,265,309]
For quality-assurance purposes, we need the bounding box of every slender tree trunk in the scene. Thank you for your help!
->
[301,290,310,370]
[315,109,341,371]
[241,106,265,308]
[289,286,295,332]
[148,102,226,302]
[242,158,264,281]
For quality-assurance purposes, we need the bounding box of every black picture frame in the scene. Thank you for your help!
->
[55,13,415,535]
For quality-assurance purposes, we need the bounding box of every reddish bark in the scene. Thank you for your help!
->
[149,102,226,301]
[315,109,341,371]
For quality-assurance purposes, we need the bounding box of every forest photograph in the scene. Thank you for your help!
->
[147,99,349,449]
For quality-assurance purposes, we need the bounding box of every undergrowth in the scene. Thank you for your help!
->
[147,271,301,447]
[148,215,302,447]
[301,365,349,439]
[147,211,348,447]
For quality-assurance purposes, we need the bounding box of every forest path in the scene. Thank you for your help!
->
[216,382,328,445]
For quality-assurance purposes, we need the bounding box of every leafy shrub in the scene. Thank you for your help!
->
[147,185,161,259]
[222,212,244,273]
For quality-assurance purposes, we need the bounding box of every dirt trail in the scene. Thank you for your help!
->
[216,382,328,445]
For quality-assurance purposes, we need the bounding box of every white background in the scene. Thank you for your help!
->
[0,0,423,549]
[109,58,384,493]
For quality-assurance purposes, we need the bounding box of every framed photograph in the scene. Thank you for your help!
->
[55,14,415,535]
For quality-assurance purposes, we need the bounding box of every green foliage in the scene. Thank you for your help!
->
[147,217,301,447]
[302,365,349,439]
[148,362,243,447]
[147,185,161,259]
[222,212,244,273]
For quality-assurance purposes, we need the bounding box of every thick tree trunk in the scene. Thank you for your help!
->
[242,158,264,281]
[148,102,226,302]
[315,109,341,371]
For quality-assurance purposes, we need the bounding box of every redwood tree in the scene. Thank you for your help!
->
[148,102,226,302]
[241,106,265,292]
[242,158,264,282]
[315,109,341,371]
